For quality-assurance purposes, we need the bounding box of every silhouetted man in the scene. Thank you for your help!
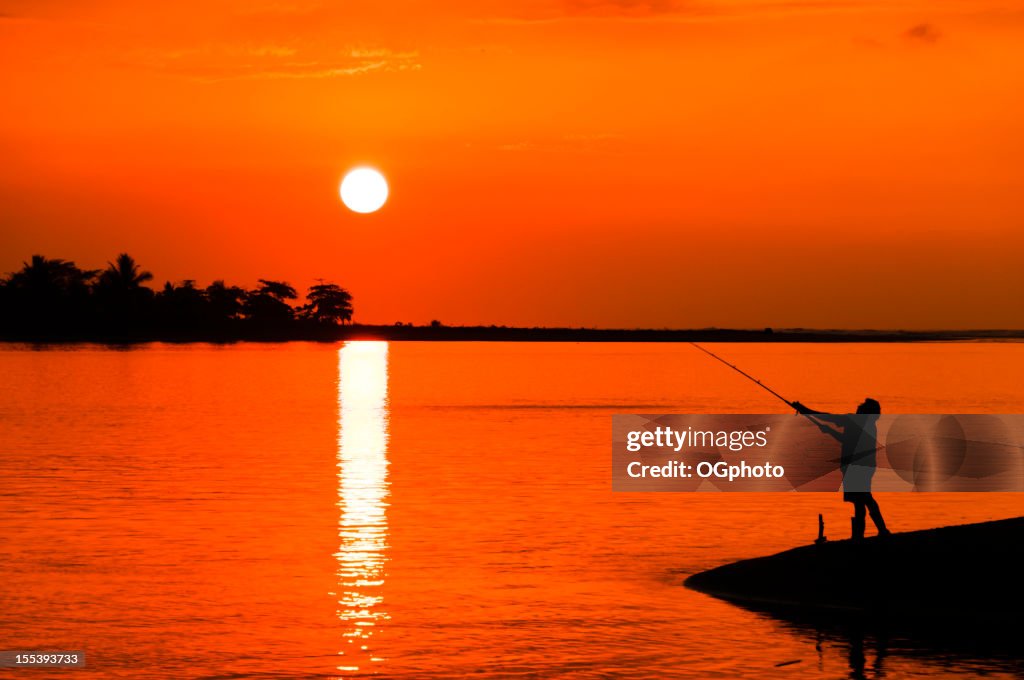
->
[790,398,891,540]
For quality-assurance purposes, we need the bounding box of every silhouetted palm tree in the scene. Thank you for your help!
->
[205,280,246,322]
[303,283,353,325]
[93,253,154,332]
[255,279,297,301]
[155,280,207,332]
[98,253,153,292]
[243,279,297,325]
[7,255,97,294]
[1,255,97,334]
[1,251,358,340]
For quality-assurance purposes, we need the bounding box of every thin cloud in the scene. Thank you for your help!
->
[475,1,975,25]
[134,45,421,82]
[562,0,685,17]
[496,132,624,154]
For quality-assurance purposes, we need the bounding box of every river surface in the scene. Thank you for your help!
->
[1,341,1022,678]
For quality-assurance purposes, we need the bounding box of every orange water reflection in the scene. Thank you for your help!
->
[0,342,1021,678]
[335,341,391,672]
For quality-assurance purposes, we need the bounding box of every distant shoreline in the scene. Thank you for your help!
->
[6,255,1021,345]
[3,326,1023,344]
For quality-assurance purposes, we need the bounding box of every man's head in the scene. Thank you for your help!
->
[856,398,881,415]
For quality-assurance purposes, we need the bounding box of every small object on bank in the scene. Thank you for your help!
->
[815,513,828,544]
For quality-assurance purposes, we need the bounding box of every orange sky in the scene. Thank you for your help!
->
[1,0,1022,328]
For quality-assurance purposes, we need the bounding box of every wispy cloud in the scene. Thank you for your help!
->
[133,45,421,82]
[562,0,686,17]
[475,0,991,25]
[496,132,624,154]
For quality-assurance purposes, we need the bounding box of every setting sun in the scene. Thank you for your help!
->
[340,167,388,214]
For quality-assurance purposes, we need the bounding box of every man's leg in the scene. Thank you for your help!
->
[864,494,891,536]
[851,500,866,540]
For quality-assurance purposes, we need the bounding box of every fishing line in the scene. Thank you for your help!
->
[688,342,793,407]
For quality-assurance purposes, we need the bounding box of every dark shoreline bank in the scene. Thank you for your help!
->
[685,516,1024,622]
[2,326,1024,345]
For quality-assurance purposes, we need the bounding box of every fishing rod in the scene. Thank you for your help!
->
[690,341,846,546]
[688,342,793,407]
[689,342,842,440]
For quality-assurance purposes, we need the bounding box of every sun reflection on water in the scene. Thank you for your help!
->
[336,341,391,672]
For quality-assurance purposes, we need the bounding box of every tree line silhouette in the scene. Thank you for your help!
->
[0,253,354,341]
[4,253,1019,344]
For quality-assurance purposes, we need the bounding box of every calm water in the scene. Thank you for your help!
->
[1,341,1022,679]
